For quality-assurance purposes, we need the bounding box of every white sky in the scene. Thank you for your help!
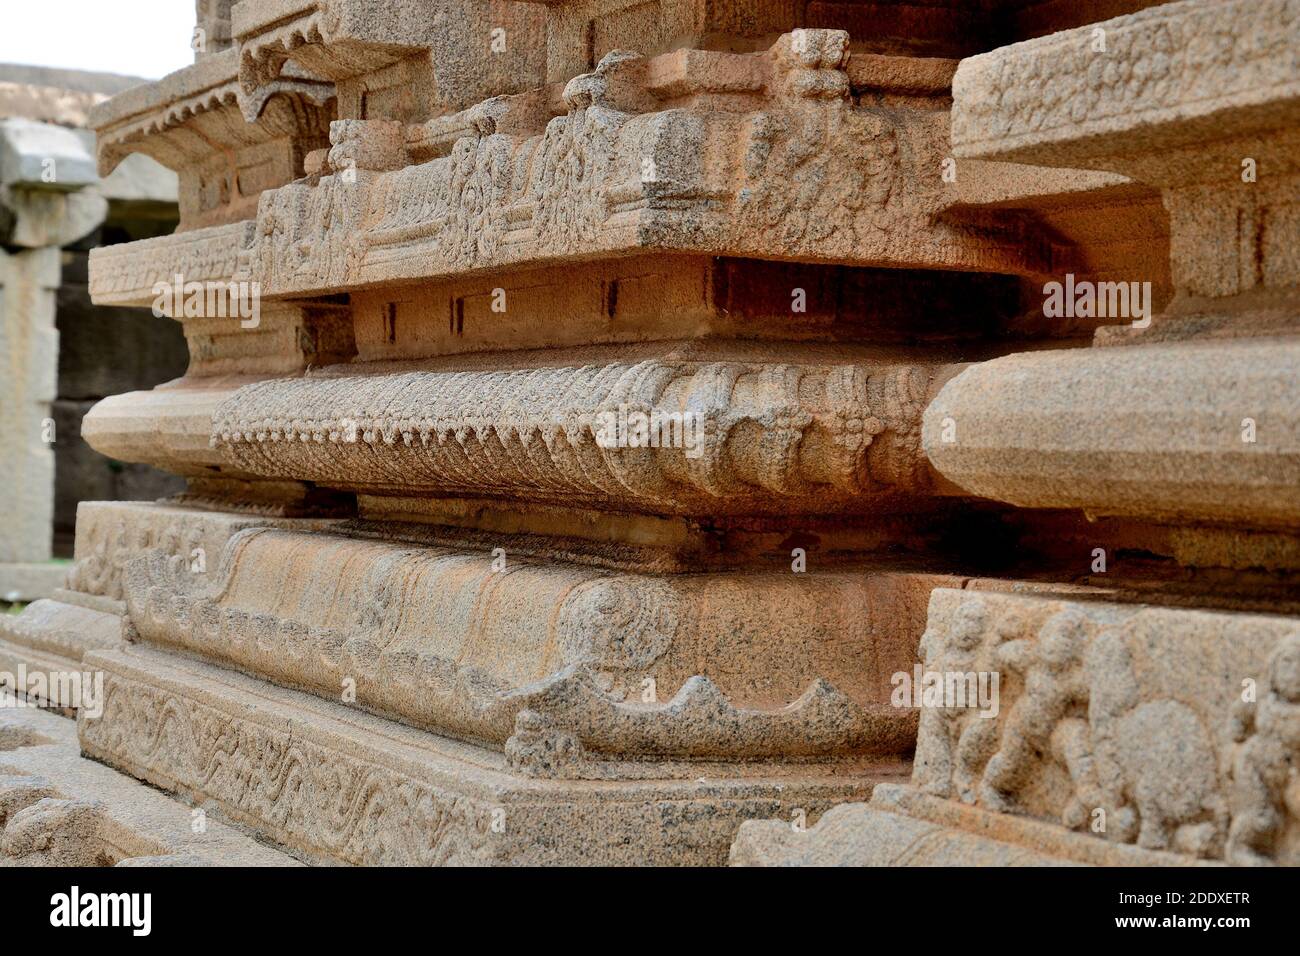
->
[0,0,196,80]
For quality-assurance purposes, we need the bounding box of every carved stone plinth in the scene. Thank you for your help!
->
[14,0,1292,867]
[79,645,899,865]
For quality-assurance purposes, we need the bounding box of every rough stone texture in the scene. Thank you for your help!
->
[10,0,1286,866]
[88,34,1048,307]
[195,0,235,61]
[909,588,1299,862]
[951,0,1300,306]
[0,245,61,596]
[91,49,332,231]
[232,0,546,118]
[733,0,1300,867]
[120,522,951,762]
[206,350,947,514]
[925,0,1300,531]
[0,118,97,190]
[738,587,1300,867]
[0,500,346,691]
[731,784,1190,866]
[79,645,900,866]
[923,340,1300,529]
[0,706,299,865]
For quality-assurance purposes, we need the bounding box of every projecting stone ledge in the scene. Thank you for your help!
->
[949,0,1300,303]
[232,0,545,117]
[89,32,1047,308]
[90,51,332,231]
[79,645,902,866]
[950,0,1300,175]
[922,338,1300,529]
[207,354,946,515]
[119,521,952,764]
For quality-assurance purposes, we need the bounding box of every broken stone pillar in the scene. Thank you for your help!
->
[0,243,61,600]
[735,0,1300,866]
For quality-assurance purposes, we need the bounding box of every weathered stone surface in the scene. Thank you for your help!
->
[195,0,234,60]
[234,0,546,120]
[0,706,299,866]
[91,49,332,231]
[923,339,1300,529]
[69,500,347,603]
[0,118,97,190]
[0,594,119,677]
[731,784,1190,866]
[204,349,946,514]
[120,522,950,762]
[40,0,1300,868]
[0,246,60,567]
[89,33,1046,307]
[79,645,900,865]
[952,0,1300,305]
[910,588,1300,863]
[1,76,183,591]
[951,0,1300,175]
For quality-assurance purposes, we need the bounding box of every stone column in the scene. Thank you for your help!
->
[0,118,104,600]
[0,244,59,593]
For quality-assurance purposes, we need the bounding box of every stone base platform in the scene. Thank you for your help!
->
[79,645,906,866]
[0,705,298,866]
[0,592,124,701]
[729,784,1200,867]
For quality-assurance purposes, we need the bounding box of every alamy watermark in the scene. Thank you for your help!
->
[1043,273,1152,329]
[0,665,103,719]
[593,405,705,459]
[152,274,261,328]
[891,665,1000,718]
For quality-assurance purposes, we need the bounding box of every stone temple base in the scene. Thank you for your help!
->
[734,586,1300,866]
[79,645,904,866]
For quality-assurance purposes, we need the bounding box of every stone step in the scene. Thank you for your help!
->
[78,645,903,865]
[0,705,299,866]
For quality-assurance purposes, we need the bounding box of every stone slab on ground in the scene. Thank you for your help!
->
[729,784,1198,866]
[0,705,299,866]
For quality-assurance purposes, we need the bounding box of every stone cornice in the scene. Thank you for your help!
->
[90,33,1048,306]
